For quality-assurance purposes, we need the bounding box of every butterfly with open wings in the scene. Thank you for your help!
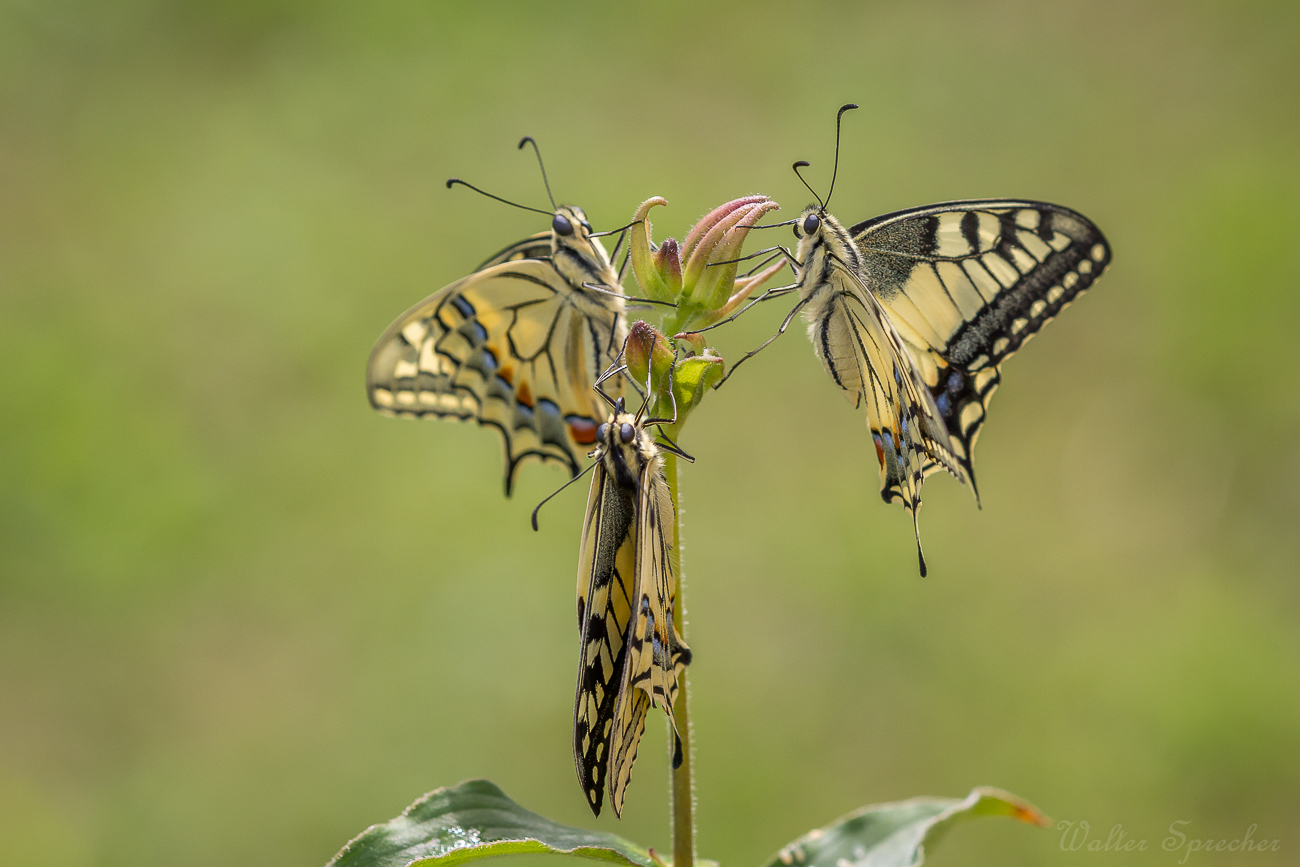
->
[367,138,631,493]
[715,105,1111,574]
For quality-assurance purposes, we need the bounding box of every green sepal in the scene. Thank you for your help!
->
[628,197,674,304]
[670,352,723,421]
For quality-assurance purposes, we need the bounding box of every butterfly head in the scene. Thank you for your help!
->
[595,401,655,490]
[550,205,593,239]
[790,203,855,272]
[550,204,619,292]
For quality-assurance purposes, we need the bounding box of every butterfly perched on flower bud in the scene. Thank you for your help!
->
[367,138,632,493]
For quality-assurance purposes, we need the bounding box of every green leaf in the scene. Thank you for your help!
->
[327,779,658,867]
[760,788,1050,867]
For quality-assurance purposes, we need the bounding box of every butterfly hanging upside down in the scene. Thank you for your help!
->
[366,138,630,494]
[560,366,692,818]
[711,105,1112,575]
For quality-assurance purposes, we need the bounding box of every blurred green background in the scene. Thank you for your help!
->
[2,1,1297,865]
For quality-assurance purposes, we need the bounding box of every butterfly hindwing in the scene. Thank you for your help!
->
[806,260,963,573]
[851,200,1111,492]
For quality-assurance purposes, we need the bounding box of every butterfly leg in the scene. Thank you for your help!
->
[712,295,812,388]
[617,246,632,283]
[686,284,800,336]
[581,281,676,309]
[638,350,682,427]
[652,430,695,463]
[706,244,800,270]
[594,364,628,408]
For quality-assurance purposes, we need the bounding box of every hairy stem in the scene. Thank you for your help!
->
[664,449,694,867]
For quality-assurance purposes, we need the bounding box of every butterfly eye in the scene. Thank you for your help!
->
[597,423,609,441]
[802,213,821,235]
[552,213,574,236]
[619,423,635,444]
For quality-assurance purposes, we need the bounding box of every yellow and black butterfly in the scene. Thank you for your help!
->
[539,366,691,818]
[720,105,1111,574]
[367,138,630,493]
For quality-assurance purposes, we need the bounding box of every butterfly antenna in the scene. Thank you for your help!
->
[825,103,859,211]
[518,136,559,211]
[446,178,552,217]
[588,218,644,239]
[531,461,598,531]
[791,161,824,211]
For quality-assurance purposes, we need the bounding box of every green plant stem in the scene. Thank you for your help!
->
[663,449,694,867]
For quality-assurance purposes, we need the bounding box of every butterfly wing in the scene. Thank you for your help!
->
[367,257,621,493]
[606,453,690,817]
[572,459,637,818]
[808,263,963,575]
[851,200,1111,495]
[474,232,553,270]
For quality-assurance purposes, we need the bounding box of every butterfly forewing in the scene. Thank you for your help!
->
[850,200,1111,492]
[573,408,690,817]
[607,455,689,817]
[573,460,637,817]
[474,232,554,270]
[367,208,627,494]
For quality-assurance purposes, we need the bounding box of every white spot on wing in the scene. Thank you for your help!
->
[1078,259,1093,275]
[975,211,1000,251]
[1048,232,1072,252]
[934,212,973,257]
[962,259,1002,303]
[1008,244,1037,274]
[1091,243,1106,261]
[1015,209,1040,230]
[1017,230,1052,261]
[982,252,1019,288]
[1047,285,1065,303]
[394,359,418,379]
[373,388,394,407]
[1030,299,1047,317]
[402,321,428,346]
[419,341,441,373]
